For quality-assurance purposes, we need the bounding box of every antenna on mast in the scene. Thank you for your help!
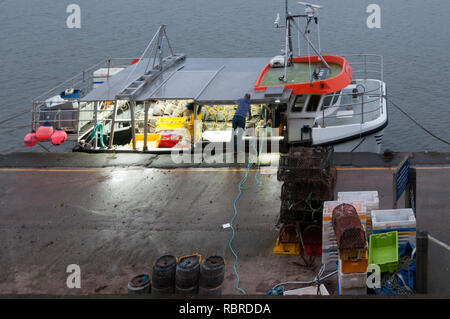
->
[274,1,329,82]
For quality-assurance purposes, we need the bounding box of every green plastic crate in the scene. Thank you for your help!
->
[369,231,398,273]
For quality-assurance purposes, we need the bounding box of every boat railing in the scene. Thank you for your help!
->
[31,58,137,133]
[315,54,384,128]
[340,54,384,82]
[317,79,384,128]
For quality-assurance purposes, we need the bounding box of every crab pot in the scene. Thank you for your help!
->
[332,203,366,252]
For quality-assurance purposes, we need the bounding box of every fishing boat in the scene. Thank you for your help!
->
[28,1,387,153]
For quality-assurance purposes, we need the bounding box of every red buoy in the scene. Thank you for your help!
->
[24,131,39,147]
[51,129,67,146]
[36,122,54,141]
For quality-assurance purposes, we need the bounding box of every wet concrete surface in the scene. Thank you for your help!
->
[0,152,448,295]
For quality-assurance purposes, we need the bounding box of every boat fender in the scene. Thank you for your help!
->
[51,129,67,146]
[36,122,54,141]
[24,131,39,147]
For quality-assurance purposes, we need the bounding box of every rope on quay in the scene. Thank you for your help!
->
[386,96,450,146]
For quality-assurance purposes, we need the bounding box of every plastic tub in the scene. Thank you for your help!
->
[369,231,398,273]
[129,133,161,149]
[340,250,368,274]
[338,259,367,289]
[371,209,416,230]
[156,117,187,130]
[158,135,181,148]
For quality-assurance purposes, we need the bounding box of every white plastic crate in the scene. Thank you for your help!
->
[338,191,379,212]
[371,209,416,230]
[338,285,367,296]
[322,201,367,270]
[338,259,367,289]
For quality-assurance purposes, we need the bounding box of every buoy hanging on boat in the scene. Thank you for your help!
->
[36,122,54,141]
[24,131,39,147]
[51,129,67,146]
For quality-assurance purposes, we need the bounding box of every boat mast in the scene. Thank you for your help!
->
[278,1,331,82]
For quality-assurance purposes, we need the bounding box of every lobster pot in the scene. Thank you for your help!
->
[338,191,379,237]
[321,201,366,271]
[278,146,334,182]
[332,204,366,252]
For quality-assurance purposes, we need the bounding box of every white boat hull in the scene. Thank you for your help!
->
[330,129,384,153]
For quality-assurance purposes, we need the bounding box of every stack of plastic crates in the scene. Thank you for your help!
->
[332,203,368,295]
[371,209,416,246]
[276,146,335,256]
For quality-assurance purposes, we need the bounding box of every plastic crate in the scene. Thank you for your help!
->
[340,251,368,274]
[338,259,367,289]
[369,231,399,273]
[338,285,367,296]
[337,191,379,212]
[371,209,416,231]
[339,243,368,261]
[156,117,187,130]
[158,135,181,148]
[129,133,161,149]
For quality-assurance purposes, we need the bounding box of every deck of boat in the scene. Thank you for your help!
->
[261,62,342,86]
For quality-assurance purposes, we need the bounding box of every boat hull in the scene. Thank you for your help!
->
[328,129,385,153]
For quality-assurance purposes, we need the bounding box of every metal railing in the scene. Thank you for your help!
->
[316,54,385,128]
[31,58,138,133]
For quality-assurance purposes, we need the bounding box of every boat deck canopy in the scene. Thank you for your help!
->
[81,57,292,104]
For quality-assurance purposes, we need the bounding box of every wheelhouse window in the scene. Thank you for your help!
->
[291,95,306,112]
[306,95,322,112]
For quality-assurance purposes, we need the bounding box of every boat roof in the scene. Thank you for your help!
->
[81,57,292,104]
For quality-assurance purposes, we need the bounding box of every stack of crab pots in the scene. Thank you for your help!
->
[277,146,336,256]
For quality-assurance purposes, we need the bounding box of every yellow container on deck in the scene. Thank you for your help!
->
[156,117,187,130]
[130,133,161,149]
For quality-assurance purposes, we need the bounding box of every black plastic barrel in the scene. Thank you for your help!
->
[128,274,151,294]
[176,255,200,289]
[152,255,176,294]
[199,256,225,288]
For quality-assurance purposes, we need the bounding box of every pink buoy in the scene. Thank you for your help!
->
[24,131,39,147]
[51,129,67,146]
[36,122,54,141]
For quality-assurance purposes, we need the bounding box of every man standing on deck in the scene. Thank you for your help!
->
[230,93,252,155]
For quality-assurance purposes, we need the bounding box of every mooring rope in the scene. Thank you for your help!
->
[386,96,450,146]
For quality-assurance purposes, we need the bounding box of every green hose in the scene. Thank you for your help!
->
[92,123,106,148]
